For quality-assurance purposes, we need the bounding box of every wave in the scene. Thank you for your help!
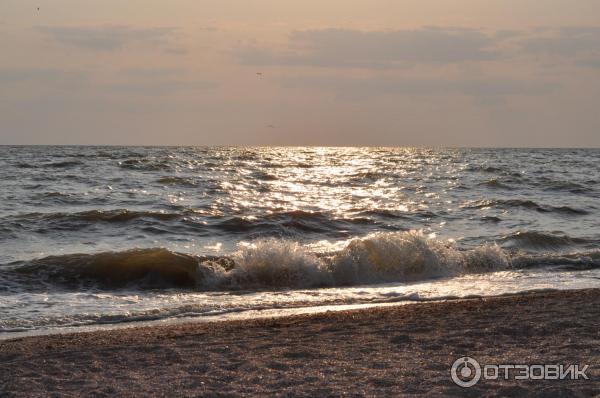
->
[15,160,84,169]
[349,171,389,181]
[250,171,278,181]
[499,231,593,250]
[156,176,198,187]
[44,160,84,168]
[15,162,37,169]
[0,231,508,291]
[356,209,409,219]
[467,165,505,173]
[462,199,589,215]
[480,216,502,223]
[324,231,509,285]
[549,206,590,215]
[357,209,438,220]
[530,177,595,194]
[4,209,380,237]
[2,231,600,293]
[543,182,592,194]
[9,209,182,225]
[215,211,375,235]
[118,159,173,171]
[5,249,226,290]
[25,192,110,207]
[466,165,521,177]
[511,251,600,270]
[477,179,511,189]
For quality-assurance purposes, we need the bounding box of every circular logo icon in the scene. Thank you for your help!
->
[451,357,481,387]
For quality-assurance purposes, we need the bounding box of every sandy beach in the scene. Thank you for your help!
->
[1,288,598,397]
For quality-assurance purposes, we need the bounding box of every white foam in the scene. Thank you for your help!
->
[211,231,511,289]
[331,230,509,285]
[229,239,332,288]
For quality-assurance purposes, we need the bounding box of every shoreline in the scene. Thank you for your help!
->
[0,288,566,341]
[2,288,599,396]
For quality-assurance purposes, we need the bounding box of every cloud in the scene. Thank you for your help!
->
[37,25,175,51]
[107,80,216,96]
[239,25,600,70]
[577,57,600,69]
[0,66,215,102]
[0,68,87,87]
[522,26,600,57]
[164,47,188,55]
[239,27,499,68]
[117,68,185,79]
[281,75,555,103]
[110,68,216,95]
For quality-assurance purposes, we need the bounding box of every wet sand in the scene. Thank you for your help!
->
[1,289,599,397]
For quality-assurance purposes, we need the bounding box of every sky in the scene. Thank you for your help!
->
[1,0,599,147]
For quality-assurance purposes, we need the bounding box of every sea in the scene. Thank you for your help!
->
[1,146,599,337]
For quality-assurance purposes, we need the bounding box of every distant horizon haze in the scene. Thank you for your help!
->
[1,1,600,147]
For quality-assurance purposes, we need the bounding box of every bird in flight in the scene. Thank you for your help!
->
[256,72,263,77]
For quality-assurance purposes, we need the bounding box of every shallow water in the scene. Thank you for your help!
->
[1,146,599,334]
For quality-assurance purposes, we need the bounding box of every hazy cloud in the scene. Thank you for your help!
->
[282,75,554,103]
[240,26,600,70]
[107,80,216,96]
[522,26,600,57]
[0,66,214,101]
[577,57,600,69]
[164,47,189,55]
[37,25,175,51]
[117,68,185,79]
[111,68,216,95]
[239,27,498,68]
[0,68,87,87]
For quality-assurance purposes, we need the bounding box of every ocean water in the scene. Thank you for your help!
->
[1,146,599,335]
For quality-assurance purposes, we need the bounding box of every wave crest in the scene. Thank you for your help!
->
[231,240,331,288]
[330,231,508,284]
[499,231,591,250]
[12,209,181,224]
[10,249,209,289]
[226,231,509,289]
[462,199,588,215]
[4,231,515,291]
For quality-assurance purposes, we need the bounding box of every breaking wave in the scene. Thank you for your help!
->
[0,230,562,292]
[8,249,209,289]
